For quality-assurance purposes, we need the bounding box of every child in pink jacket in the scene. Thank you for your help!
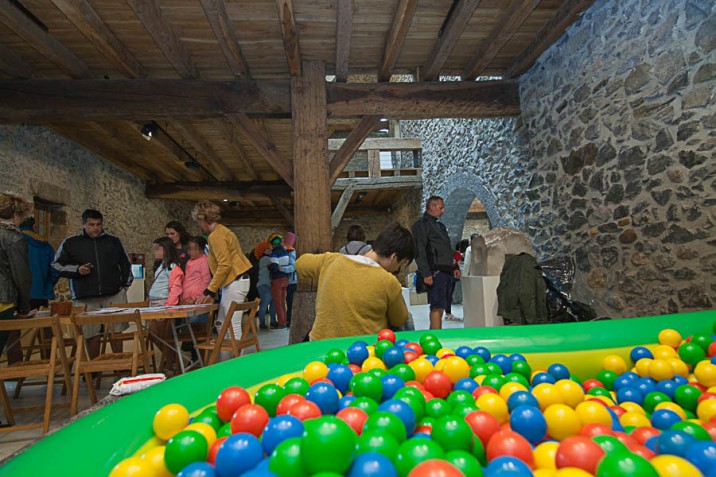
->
[168,236,211,307]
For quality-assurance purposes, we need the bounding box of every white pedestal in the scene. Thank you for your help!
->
[127,278,145,303]
[401,287,411,309]
[462,275,503,328]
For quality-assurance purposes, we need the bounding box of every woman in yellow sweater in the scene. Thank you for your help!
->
[296,222,414,340]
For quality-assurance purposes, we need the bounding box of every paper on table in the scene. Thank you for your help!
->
[85,308,129,315]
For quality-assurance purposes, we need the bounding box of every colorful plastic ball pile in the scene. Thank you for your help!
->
[110,325,716,477]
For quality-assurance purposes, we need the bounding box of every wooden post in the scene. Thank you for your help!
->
[368,149,381,178]
[290,60,330,343]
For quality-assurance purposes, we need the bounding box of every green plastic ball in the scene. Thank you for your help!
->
[419,334,439,348]
[465,355,485,367]
[269,437,309,477]
[348,396,379,415]
[350,373,384,402]
[394,386,426,406]
[254,383,287,417]
[164,430,209,474]
[445,450,483,477]
[671,420,711,441]
[484,363,502,375]
[369,368,388,379]
[592,435,628,454]
[481,374,506,391]
[193,409,222,431]
[217,422,232,438]
[394,437,445,477]
[446,390,473,409]
[424,398,452,420]
[597,370,619,390]
[504,372,530,388]
[643,391,672,413]
[678,343,706,366]
[469,364,489,378]
[284,377,311,396]
[595,450,658,477]
[691,333,714,352]
[430,416,474,453]
[674,384,702,411]
[356,430,401,459]
[363,411,407,443]
[422,340,441,356]
[451,402,479,419]
[374,340,393,359]
[300,416,357,475]
[511,361,532,379]
[324,348,347,365]
[396,394,425,422]
[390,364,416,383]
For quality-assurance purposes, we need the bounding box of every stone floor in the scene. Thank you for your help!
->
[0,303,464,463]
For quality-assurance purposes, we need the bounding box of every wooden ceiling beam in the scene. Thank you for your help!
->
[125,0,197,79]
[328,137,421,152]
[0,2,89,78]
[221,120,260,181]
[332,176,423,191]
[199,0,251,78]
[275,0,302,76]
[422,0,483,82]
[169,120,235,181]
[134,121,208,181]
[335,0,353,82]
[226,112,294,188]
[0,43,40,79]
[507,0,595,78]
[269,195,295,226]
[378,0,418,81]
[326,79,520,119]
[145,181,291,201]
[462,0,540,80]
[50,0,145,78]
[328,115,381,184]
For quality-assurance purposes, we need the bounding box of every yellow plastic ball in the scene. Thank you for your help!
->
[303,361,329,382]
[532,383,564,411]
[361,356,387,373]
[620,402,646,416]
[658,329,683,348]
[554,469,593,477]
[649,359,675,381]
[697,398,716,422]
[140,446,172,477]
[635,358,653,376]
[441,356,470,383]
[668,358,690,378]
[366,345,375,357]
[408,358,434,383]
[554,379,585,408]
[476,393,509,424]
[588,395,615,406]
[533,441,559,470]
[655,402,687,420]
[533,470,557,477]
[276,373,297,387]
[708,386,716,394]
[435,348,455,359]
[499,382,528,401]
[575,401,613,426]
[185,422,217,447]
[602,355,628,375]
[694,361,716,387]
[153,404,189,441]
[109,457,154,477]
[650,455,702,477]
[544,404,582,440]
[474,375,486,385]
[619,411,651,428]
[653,345,678,360]
[433,359,447,372]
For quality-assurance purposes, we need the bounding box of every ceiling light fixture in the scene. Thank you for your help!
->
[140,123,157,141]
[380,117,388,122]
[184,161,201,170]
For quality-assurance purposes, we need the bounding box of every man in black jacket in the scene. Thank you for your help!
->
[52,209,132,359]
[412,196,460,329]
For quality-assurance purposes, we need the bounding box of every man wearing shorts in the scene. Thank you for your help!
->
[412,196,461,329]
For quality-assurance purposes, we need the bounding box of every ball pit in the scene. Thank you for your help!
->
[1,310,715,476]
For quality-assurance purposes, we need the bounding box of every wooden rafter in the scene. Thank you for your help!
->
[378,0,419,81]
[226,112,294,188]
[275,0,302,76]
[199,0,251,78]
[221,120,260,181]
[335,0,353,82]
[0,3,89,78]
[125,0,196,79]
[507,0,595,78]
[0,43,40,79]
[169,120,234,181]
[134,121,207,180]
[145,181,291,201]
[328,115,381,184]
[331,183,356,231]
[269,195,295,226]
[50,0,145,78]
[333,176,423,191]
[422,0,482,81]
[462,0,540,80]
[328,137,421,151]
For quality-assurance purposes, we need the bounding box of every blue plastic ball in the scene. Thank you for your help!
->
[489,354,512,374]
[547,363,570,381]
[651,409,683,430]
[509,405,547,445]
[685,441,716,475]
[453,378,479,394]
[655,430,697,458]
[381,374,405,401]
[305,382,340,415]
[644,435,659,452]
[635,377,657,396]
[455,346,473,359]
[507,391,540,412]
[382,347,406,369]
[630,346,654,362]
[656,380,678,399]
[531,372,556,385]
[261,415,304,455]
[327,364,353,394]
[425,355,439,366]
[485,456,533,476]
[616,387,644,406]
[347,451,399,477]
[377,399,416,435]
[338,395,357,410]
[673,375,689,386]
[473,346,491,362]
[347,344,370,366]
[177,462,216,477]
[509,353,527,363]
[214,433,263,477]
[395,339,409,348]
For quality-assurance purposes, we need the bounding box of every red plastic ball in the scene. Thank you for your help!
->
[407,459,464,477]
[415,425,433,435]
[465,411,500,447]
[608,405,627,418]
[582,379,605,392]
[230,404,269,437]
[612,431,638,448]
[697,392,716,404]
[404,350,419,364]
[287,400,322,421]
[555,436,606,474]
[630,426,660,445]
[348,364,362,374]
[216,387,251,422]
[377,329,396,344]
[311,377,334,386]
[702,421,716,440]
[207,436,228,465]
[336,407,369,436]
[406,381,426,391]
[421,391,435,401]
[708,341,716,357]
[276,394,306,415]
[405,343,423,355]
[627,443,655,460]
[423,371,453,399]
[472,386,498,398]
[586,398,609,407]
[486,430,534,468]
[579,423,613,438]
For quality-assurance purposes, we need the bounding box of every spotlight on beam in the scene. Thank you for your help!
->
[184,161,201,170]
[140,123,157,141]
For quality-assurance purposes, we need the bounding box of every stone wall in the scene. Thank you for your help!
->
[403,0,715,318]
[0,124,196,295]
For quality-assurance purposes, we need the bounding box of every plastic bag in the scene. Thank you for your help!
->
[539,256,576,294]
[110,373,166,396]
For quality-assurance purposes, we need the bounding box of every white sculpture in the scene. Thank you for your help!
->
[464,227,535,276]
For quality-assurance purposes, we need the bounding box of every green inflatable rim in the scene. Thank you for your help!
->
[1,310,714,476]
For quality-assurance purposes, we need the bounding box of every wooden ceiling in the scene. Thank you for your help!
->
[0,0,593,225]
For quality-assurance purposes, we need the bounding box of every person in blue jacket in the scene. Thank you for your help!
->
[20,217,59,310]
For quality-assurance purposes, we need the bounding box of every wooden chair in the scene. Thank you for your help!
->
[195,300,260,366]
[69,310,151,416]
[0,316,72,434]
[103,300,155,374]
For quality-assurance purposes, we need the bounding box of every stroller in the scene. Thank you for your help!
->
[539,256,607,323]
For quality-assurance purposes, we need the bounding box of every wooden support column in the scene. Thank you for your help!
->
[367,149,381,178]
[290,60,330,344]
